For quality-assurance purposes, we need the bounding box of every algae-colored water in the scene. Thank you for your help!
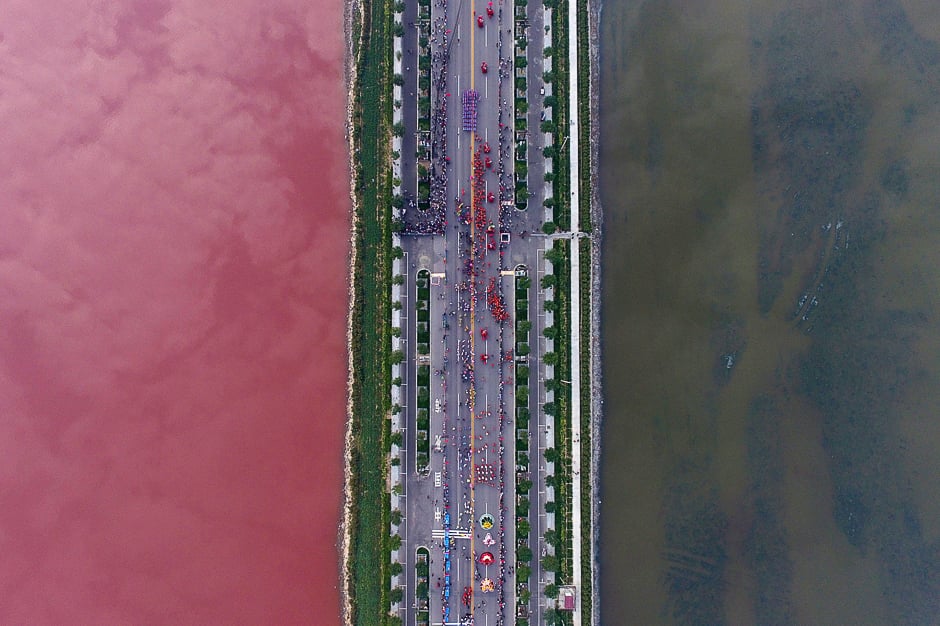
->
[599,1,940,622]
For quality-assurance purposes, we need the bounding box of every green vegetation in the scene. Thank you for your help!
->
[545,239,573,625]
[514,270,533,618]
[345,0,403,617]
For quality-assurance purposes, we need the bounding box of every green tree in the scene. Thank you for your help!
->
[544,500,556,513]
[544,529,559,547]
[517,342,530,356]
[544,95,558,107]
[391,510,403,526]
[392,274,405,285]
[541,274,556,289]
[543,352,559,366]
[544,247,564,265]
[391,327,401,338]
[543,326,558,340]
[517,546,533,561]
[518,276,531,290]
[542,221,557,235]
[391,403,402,415]
[390,586,403,603]
[541,554,559,571]
[517,319,532,334]
[391,349,405,364]
[392,300,403,311]
[391,431,403,446]
[544,583,559,598]
[392,121,405,136]
[390,561,403,575]
[543,144,556,158]
[545,447,560,463]
[392,246,404,259]
[543,401,557,416]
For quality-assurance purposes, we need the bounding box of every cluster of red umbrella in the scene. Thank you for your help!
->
[486,277,510,322]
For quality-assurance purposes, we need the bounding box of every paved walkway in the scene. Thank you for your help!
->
[566,0,583,619]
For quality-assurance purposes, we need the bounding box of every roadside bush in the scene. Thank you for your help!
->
[517,365,529,379]
[517,343,530,356]
[541,274,556,288]
[517,546,533,561]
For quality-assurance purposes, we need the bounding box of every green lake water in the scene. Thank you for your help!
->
[598,1,940,623]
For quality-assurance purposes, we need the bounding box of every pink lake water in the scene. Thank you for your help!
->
[0,1,349,623]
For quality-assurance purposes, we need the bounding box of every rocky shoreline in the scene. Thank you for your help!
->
[587,0,604,623]
[340,0,364,621]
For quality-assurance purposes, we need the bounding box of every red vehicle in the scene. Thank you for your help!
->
[481,328,488,340]
[486,5,494,17]
[481,62,488,74]
[481,353,489,364]
[487,192,495,203]
[482,142,491,154]
[484,157,492,168]
[477,15,484,27]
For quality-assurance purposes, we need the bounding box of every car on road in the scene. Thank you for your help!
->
[484,157,492,168]
[477,15,484,27]
[486,4,494,17]
[481,62,488,74]
[487,192,495,203]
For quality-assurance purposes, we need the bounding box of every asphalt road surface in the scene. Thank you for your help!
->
[397,0,553,624]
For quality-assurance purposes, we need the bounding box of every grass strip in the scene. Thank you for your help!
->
[347,0,394,620]
[578,237,593,619]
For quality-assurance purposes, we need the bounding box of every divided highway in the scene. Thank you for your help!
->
[391,0,561,623]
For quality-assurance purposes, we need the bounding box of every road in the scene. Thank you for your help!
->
[394,0,555,623]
